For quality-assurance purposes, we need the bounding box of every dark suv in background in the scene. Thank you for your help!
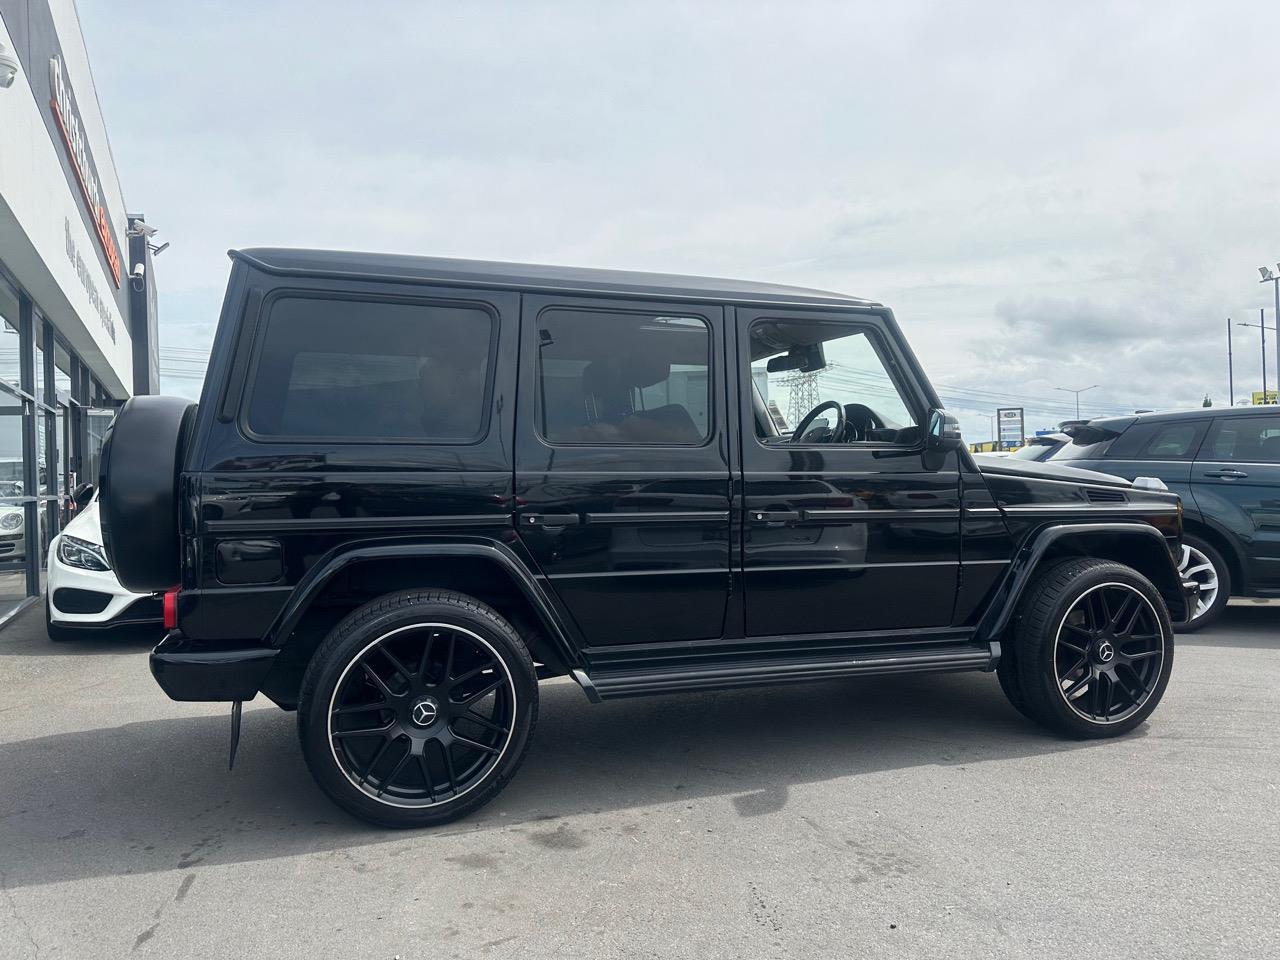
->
[1058,407,1280,630]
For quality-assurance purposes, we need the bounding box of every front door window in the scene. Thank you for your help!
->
[748,319,920,445]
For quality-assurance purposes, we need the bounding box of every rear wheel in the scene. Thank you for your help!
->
[1174,534,1229,633]
[1008,558,1174,739]
[298,590,537,828]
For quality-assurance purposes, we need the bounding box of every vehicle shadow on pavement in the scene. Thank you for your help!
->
[0,670,1113,890]
[1176,605,1280,650]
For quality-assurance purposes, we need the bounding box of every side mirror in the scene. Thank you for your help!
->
[72,482,96,509]
[926,408,964,451]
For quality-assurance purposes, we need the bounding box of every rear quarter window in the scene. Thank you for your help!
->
[243,294,496,443]
[1091,420,1208,461]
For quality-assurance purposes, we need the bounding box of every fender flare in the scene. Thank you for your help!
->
[976,522,1186,641]
[262,537,582,670]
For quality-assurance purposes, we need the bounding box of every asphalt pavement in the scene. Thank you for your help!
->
[1,601,1277,959]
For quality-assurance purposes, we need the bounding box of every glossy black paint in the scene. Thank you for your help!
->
[153,249,1190,706]
[513,294,733,647]
[735,306,963,636]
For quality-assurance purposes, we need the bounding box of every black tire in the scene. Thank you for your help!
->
[97,396,197,592]
[45,597,76,643]
[1173,534,1230,633]
[298,590,538,828]
[1008,557,1174,739]
[995,644,1032,721]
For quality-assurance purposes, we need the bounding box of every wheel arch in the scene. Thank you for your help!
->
[1180,513,1244,596]
[257,539,581,708]
[978,522,1187,643]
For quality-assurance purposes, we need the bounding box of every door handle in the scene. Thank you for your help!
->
[1203,469,1248,480]
[749,510,800,525]
[521,513,582,527]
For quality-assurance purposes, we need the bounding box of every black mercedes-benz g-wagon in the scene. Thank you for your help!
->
[99,249,1194,828]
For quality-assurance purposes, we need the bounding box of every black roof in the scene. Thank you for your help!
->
[230,248,877,309]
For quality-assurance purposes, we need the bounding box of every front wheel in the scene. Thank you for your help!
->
[1008,558,1174,739]
[298,590,538,828]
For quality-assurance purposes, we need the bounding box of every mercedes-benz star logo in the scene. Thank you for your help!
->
[1097,641,1116,663]
[411,698,439,727]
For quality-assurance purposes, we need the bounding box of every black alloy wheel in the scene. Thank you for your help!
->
[1052,582,1165,724]
[329,623,516,805]
[1005,557,1174,739]
[299,590,537,827]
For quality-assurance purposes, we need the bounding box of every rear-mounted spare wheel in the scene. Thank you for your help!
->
[98,396,197,593]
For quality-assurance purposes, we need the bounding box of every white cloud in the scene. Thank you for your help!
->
[78,0,1280,425]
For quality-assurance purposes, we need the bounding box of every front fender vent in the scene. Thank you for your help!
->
[1085,488,1127,504]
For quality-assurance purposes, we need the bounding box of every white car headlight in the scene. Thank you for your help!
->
[57,535,111,572]
[0,512,22,531]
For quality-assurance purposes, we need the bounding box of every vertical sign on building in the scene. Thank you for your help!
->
[997,407,1025,450]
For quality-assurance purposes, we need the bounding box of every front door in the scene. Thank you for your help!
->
[514,295,732,646]
[1193,414,1280,593]
[736,308,961,638]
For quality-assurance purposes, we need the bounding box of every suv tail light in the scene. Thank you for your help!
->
[162,588,179,630]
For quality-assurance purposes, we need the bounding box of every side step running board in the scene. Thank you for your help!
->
[574,642,998,702]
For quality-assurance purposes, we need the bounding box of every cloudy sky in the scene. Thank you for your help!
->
[79,0,1280,441]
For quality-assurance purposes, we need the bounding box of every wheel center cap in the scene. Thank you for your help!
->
[1095,640,1116,664]
[410,697,440,727]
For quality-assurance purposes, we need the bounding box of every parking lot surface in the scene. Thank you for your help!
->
[1,603,1277,960]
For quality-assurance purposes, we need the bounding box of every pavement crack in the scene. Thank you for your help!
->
[0,868,40,960]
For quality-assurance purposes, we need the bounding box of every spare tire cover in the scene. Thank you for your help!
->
[97,396,197,593]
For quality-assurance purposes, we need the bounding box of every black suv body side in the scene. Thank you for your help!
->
[1056,406,1280,628]
[98,249,1193,826]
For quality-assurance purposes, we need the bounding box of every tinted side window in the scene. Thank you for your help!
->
[1204,416,1280,463]
[245,295,494,441]
[1105,420,1206,461]
[536,309,711,445]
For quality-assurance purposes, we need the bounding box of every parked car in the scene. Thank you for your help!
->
[1008,433,1071,462]
[97,248,1193,828]
[45,489,161,641]
[1054,406,1280,630]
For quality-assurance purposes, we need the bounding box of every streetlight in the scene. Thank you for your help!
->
[1238,310,1278,403]
[1260,264,1280,401]
[1055,384,1098,419]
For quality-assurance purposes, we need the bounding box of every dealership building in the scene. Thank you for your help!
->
[0,0,159,623]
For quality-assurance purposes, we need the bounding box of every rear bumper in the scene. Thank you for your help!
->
[150,631,278,702]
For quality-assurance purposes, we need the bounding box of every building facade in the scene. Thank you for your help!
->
[0,0,158,623]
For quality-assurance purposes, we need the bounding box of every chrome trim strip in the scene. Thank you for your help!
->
[999,504,1179,516]
[801,507,960,521]
[583,511,729,525]
[204,514,508,533]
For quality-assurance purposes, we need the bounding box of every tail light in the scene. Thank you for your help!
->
[162,588,179,630]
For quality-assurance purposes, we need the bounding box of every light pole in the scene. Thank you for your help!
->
[1055,384,1098,419]
[1238,312,1278,403]
[1227,317,1234,406]
[1260,265,1280,402]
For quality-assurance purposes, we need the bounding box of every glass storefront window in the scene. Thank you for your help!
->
[0,319,19,392]
[32,321,45,405]
[54,342,73,400]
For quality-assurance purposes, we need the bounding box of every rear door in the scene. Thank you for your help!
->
[1192,414,1280,593]
[514,296,732,646]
